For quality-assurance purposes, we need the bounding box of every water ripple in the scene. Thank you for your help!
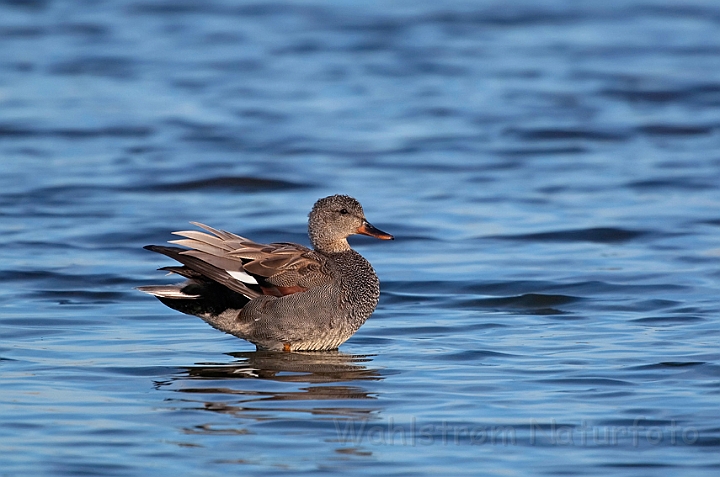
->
[488,227,650,243]
[145,176,311,192]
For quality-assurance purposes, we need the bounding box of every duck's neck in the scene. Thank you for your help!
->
[313,238,351,254]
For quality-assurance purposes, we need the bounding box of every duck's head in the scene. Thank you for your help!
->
[308,194,393,252]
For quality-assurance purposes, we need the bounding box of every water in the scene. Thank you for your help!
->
[2,0,720,475]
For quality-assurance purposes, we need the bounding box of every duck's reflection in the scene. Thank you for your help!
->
[187,350,381,384]
[161,350,383,421]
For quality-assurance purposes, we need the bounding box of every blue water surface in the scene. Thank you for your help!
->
[1,1,720,476]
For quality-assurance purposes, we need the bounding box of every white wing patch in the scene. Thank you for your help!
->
[228,269,259,285]
[136,285,200,299]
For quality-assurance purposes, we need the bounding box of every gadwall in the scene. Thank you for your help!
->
[138,195,393,351]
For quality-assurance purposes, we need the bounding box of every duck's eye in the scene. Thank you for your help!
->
[339,208,349,215]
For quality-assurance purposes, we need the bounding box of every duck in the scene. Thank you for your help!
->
[137,195,393,351]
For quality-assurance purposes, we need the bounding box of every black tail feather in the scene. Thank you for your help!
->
[154,280,251,317]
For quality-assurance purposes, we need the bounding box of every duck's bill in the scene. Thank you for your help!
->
[357,221,394,240]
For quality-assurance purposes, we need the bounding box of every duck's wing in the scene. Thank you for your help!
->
[141,244,262,299]
[167,222,334,297]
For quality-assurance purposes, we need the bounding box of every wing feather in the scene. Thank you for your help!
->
[145,223,333,297]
